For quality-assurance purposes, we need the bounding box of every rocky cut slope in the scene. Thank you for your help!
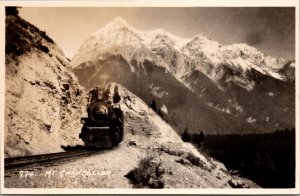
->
[5,10,84,157]
[72,17,295,134]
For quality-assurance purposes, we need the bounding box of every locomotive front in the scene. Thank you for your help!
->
[79,100,124,148]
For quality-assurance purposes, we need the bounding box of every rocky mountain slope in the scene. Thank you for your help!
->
[5,12,84,157]
[5,83,258,188]
[72,17,295,134]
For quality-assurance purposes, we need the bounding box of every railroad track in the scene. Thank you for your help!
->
[5,149,102,170]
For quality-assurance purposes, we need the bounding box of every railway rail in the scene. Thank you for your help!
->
[5,149,102,170]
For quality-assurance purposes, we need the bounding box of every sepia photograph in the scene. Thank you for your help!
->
[0,0,299,194]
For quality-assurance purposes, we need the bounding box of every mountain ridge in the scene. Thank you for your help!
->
[72,16,294,84]
[72,16,295,135]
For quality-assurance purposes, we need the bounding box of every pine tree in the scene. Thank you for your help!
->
[149,99,157,112]
[6,7,20,16]
[181,126,191,142]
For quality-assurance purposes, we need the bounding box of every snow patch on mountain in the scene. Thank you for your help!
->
[149,83,168,99]
[268,92,275,96]
[246,116,257,124]
[207,102,232,114]
[160,104,168,114]
[228,99,244,113]
[290,62,295,67]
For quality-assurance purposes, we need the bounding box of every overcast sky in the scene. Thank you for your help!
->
[19,7,295,59]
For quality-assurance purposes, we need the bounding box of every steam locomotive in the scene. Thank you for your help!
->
[79,98,124,148]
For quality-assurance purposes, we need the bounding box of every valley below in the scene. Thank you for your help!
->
[187,130,295,188]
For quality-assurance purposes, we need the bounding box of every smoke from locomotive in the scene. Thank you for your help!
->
[79,87,124,148]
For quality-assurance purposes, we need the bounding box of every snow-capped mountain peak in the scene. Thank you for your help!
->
[140,29,190,51]
[93,16,138,40]
[72,17,294,86]
[111,16,129,26]
[72,16,145,66]
[97,16,134,34]
[182,34,221,61]
[193,34,215,42]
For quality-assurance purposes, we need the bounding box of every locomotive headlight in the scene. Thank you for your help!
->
[96,107,108,115]
[92,104,109,122]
